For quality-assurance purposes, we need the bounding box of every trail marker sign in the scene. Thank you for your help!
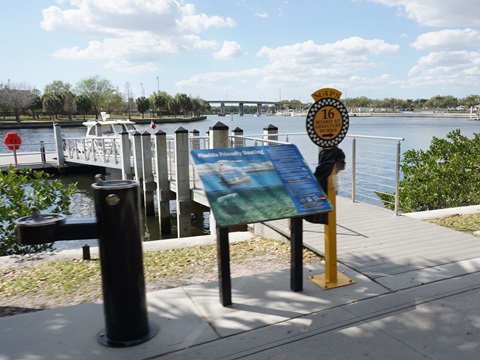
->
[306,88,349,148]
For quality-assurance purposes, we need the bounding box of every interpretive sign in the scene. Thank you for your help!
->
[191,144,332,227]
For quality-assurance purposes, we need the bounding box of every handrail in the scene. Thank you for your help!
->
[231,132,404,215]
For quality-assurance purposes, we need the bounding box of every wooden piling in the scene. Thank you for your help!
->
[154,130,173,234]
[53,124,65,166]
[263,124,278,144]
[120,131,133,180]
[175,127,192,237]
[141,131,155,216]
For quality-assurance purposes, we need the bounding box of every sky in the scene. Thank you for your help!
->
[2,0,480,103]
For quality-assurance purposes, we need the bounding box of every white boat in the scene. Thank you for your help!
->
[83,112,136,138]
[70,113,136,159]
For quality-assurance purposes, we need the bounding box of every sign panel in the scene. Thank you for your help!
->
[306,97,349,148]
[191,144,333,227]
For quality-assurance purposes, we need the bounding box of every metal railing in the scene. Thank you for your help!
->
[64,137,122,166]
[229,132,404,215]
[62,131,404,215]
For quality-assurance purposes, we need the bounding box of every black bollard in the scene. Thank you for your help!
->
[82,244,91,260]
[92,176,157,347]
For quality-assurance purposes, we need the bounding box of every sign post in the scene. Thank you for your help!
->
[306,88,355,290]
[4,132,22,167]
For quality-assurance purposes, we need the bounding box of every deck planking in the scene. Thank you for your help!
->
[262,197,480,282]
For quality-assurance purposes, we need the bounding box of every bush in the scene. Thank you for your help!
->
[378,130,480,213]
[0,166,77,256]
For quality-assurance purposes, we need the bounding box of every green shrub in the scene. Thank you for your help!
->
[378,130,480,213]
[0,166,77,256]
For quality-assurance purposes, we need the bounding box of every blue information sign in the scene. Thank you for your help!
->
[191,144,333,227]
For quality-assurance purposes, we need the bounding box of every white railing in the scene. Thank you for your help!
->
[64,137,122,166]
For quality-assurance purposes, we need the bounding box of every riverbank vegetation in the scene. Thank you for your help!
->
[378,129,480,213]
[1,77,480,121]
[0,76,211,122]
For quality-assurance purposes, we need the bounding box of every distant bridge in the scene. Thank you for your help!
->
[206,100,282,116]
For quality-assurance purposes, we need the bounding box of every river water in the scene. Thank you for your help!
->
[1,115,479,249]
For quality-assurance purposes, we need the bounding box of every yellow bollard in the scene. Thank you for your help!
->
[309,165,355,290]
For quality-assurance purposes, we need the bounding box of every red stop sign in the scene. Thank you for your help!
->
[4,132,22,151]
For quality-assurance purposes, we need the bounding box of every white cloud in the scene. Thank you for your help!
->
[369,0,480,27]
[254,12,268,18]
[177,37,400,97]
[406,50,480,91]
[257,38,399,71]
[412,28,480,51]
[409,51,480,75]
[41,0,235,72]
[214,41,243,59]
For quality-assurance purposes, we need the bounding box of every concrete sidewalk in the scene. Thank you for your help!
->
[1,256,480,359]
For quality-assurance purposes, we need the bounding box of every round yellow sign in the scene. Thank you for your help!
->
[313,106,343,141]
[306,98,349,148]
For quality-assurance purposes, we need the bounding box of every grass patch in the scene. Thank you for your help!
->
[0,237,322,304]
[427,213,480,235]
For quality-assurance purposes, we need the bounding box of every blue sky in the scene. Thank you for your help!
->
[2,0,480,102]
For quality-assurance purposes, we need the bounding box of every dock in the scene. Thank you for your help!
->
[0,151,58,171]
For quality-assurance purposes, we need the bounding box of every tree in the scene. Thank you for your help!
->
[175,93,192,117]
[75,75,114,119]
[0,167,77,256]
[28,88,43,119]
[168,97,180,118]
[461,94,480,110]
[378,130,480,212]
[136,96,150,119]
[191,97,210,116]
[154,91,171,118]
[0,81,35,122]
[63,92,76,120]
[103,90,124,114]
[76,94,92,120]
[42,92,65,120]
[43,80,73,120]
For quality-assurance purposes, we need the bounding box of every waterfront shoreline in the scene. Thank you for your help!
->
[0,116,208,129]
[348,111,479,119]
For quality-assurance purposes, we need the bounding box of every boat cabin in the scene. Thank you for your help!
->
[83,119,136,138]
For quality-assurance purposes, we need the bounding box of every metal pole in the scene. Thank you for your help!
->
[351,137,356,203]
[290,217,303,292]
[394,140,402,216]
[92,177,157,347]
[217,226,231,306]
[40,141,46,164]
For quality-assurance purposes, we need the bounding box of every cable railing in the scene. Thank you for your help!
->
[228,132,404,215]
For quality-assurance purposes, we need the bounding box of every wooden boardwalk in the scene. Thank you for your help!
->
[260,196,480,290]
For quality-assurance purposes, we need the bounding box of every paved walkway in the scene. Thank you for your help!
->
[1,198,480,359]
